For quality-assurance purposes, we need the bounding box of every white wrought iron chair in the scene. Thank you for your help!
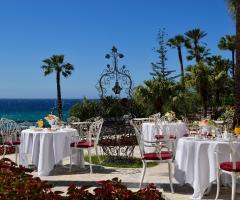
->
[69,118,104,173]
[19,121,34,131]
[215,139,240,200]
[0,119,20,164]
[131,120,174,193]
[149,112,161,120]
[153,116,177,157]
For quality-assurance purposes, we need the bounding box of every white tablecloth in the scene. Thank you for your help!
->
[142,122,188,141]
[175,137,240,199]
[19,128,84,176]
[142,122,188,153]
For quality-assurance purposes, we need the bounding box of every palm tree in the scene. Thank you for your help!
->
[236,0,240,124]
[168,35,186,89]
[185,28,209,63]
[185,62,211,117]
[225,0,240,126]
[225,0,236,18]
[207,56,232,107]
[218,35,236,77]
[41,55,74,120]
[134,76,177,115]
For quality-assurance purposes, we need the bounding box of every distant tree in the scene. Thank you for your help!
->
[150,29,176,79]
[41,55,74,120]
[185,62,211,117]
[135,29,178,115]
[134,76,177,114]
[185,28,210,63]
[69,98,103,121]
[207,56,232,107]
[225,0,240,127]
[167,34,186,89]
[218,35,236,77]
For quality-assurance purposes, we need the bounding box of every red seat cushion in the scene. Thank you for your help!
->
[3,140,20,145]
[143,152,173,160]
[70,141,94,148]
[12,140,20,145]
[155,134,176,139]
[220,162,240,172]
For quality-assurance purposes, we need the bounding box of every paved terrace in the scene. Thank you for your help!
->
[4,150,239,200]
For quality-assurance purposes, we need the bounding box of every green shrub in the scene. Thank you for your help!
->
[69,96,144,120]
[69,98,103,121]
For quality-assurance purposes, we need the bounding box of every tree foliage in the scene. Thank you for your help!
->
[132,28,234,119]
[184,28,209,63]
[42,55,74,120]
[150,29,176,79]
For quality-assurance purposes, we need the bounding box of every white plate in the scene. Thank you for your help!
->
[33,128,43,131]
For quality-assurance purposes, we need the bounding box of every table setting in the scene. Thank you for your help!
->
[19,113,85,176]
[142,111,188,141]
[141,111,189,154]
[174,118,240,199]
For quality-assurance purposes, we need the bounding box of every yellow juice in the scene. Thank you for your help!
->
[38,120,44,128]
[234,127,240,135]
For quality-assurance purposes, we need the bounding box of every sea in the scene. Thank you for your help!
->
[0,99,82,123]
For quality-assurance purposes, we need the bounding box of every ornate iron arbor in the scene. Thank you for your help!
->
[96,46,137,161]
[97,46,133,98]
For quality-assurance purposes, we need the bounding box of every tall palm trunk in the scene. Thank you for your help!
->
[56,71,63,120]
[201,89,208,117]
[232,49,235,78]
[177,46,185,89]
[155,96,163,113]
[194,42,200,63]
[234,0,240,127]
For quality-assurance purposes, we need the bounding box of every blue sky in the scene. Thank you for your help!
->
[0,0,235,99]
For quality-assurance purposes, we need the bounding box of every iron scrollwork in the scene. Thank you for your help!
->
[98,118,137,161]
[97,46,133,98]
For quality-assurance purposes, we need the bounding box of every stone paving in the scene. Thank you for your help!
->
[4,152,240,200]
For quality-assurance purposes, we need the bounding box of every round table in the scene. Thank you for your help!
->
[142,121,188,141]
[174,137,240,199]
[19,128,84,176]
[142,121,188,153]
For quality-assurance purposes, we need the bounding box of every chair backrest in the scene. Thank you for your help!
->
[130,120,146,157]
[228,138,240,170]
[19,121,34,131]
[215,137,239,171]
[149,112,161,120]
[131,120,166,159]
[85,116,101,122]
[132,118,153,129]
[67,116,80,124]
[153,116,175,154]
[88,118,104,147]
[154,116,169,137]
[0,119,19,143]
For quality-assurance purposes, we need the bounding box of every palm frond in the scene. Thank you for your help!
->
[41,65,54,76]
[62,63,74,77]
[225,0,236,19]
[42,59,52,65]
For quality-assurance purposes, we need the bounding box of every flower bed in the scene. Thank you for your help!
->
[0,158,164,200]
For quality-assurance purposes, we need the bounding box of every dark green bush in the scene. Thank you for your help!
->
[69,98,103,121]
[69,96,144,120]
